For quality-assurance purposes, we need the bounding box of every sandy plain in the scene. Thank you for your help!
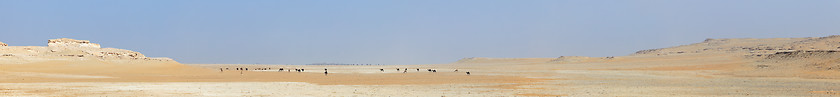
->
[1,54,839,96]
[3,36,840,96]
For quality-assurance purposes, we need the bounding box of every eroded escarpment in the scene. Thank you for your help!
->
[633,35,840,56]
[0,38,175,64]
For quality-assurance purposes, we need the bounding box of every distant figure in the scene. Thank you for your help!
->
[301,69,305,72]
[427,69,432,72]
[226,68,229,70]
[454,69,459,72]
[432,70,437,72]
[324,71,328,75]
[279,68,284,71]
[380,69,384,72]
[416,68,420,71]
[397,68,400,71]
[246,68,249,70]
[220,68,223,72]
[466,72,470,75]
[236,68,240,70]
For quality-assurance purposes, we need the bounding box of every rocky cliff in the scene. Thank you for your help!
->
[48,38,101,48]
[0,38,175,64]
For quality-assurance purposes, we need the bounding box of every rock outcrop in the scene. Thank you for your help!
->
[48,38,101,48]
[0,38,174,64]
[625,35,840,78]
[0,41,6,46]
[633,35,840,56]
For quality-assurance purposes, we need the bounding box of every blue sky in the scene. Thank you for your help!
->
[1,0,838,64]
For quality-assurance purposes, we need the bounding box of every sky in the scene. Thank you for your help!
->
[1,0,838,65]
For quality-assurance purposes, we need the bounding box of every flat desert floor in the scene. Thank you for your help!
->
[2,53,840,97]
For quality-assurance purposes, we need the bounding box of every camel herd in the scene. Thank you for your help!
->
[219,67,471,75]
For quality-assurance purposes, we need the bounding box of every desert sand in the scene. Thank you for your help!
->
[3,36,840,97]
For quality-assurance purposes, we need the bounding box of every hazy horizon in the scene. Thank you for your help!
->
[2,0,838,64]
